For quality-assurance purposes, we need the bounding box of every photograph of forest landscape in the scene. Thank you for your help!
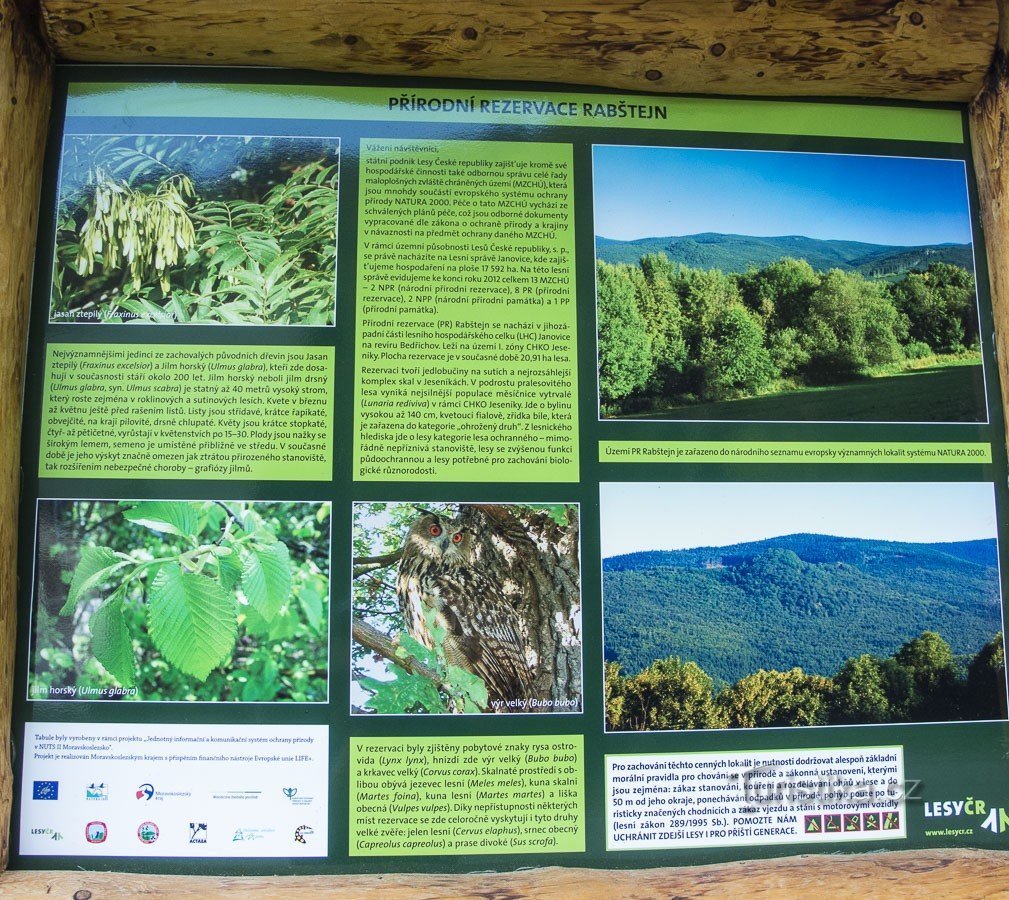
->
[352,502,581,715]
[51,133,339,324]
[594,146,986,421]
[30,499,330,702]
[601,482,1007,731]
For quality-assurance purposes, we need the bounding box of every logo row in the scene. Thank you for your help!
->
[33,780,314,806]
[803,811,901,834]
[34,821,315,845]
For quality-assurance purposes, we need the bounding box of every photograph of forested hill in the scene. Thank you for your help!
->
[601,482,1007,731]
[593,146,986,422]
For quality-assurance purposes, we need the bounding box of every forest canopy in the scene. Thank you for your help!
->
[603,534,1002,685]
[596,253,980,418]
[605,632,1006,731]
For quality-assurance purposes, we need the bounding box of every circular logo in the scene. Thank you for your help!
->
[85,821,107,843]
[137,821,159,844]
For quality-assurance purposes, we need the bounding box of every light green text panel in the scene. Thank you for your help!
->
[41,343,334,480]
[67,83,963,143]
[599,441,992,465]
[350,736,584,856]
[354,139,578,482]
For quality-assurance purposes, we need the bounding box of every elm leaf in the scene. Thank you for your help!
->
[89,591,136,688]
[147,563,237,681]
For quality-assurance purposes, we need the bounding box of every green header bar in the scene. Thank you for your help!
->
[599,441,992,464]
[66,83,963,143]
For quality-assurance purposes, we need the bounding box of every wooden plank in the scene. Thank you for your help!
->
[39,0,997,102]
[2,849,1009,896]
[0,0,53,871]
[971,3,1009,431]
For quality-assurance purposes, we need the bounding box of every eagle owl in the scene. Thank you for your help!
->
[396,510,533,709]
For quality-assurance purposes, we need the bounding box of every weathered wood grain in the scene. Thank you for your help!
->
[0,0,53,871]
[971,3,1009,432]
[38,0,998,101]
[2,850,1009,896]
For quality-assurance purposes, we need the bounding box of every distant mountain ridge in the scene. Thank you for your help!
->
[595,232,974,278]
[603,533,999,572]
[603,533,1001,684]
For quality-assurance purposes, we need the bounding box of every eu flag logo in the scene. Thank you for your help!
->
[32,781,58,800]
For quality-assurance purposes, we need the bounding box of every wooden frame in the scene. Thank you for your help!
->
[3,0,1009,893]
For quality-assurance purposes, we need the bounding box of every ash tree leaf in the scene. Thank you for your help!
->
[215,303,256,324]
[168,294,191,323]
[61,546,129,615]
[240,541,291,623]
[116,296,177,323]
[147,563,237,681]
[89,591,136,688]
[121,501,203,537]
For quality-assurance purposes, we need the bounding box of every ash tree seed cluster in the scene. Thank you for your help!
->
[53,134,340,325]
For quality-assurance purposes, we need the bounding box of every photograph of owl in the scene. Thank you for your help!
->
[351,501,582,715]
[396,510,533,707]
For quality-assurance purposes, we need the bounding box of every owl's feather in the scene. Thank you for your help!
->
[396,512,533,708]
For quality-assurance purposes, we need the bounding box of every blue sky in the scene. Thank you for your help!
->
[593,146,973,246]
[599,482,997,557]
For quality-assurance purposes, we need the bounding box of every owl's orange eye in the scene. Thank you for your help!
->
[451,532,463,543]
[429,524,442,537]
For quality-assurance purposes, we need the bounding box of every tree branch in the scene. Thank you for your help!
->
[351,617,441,685]
[353,548,402,579]
[81,506,126,537]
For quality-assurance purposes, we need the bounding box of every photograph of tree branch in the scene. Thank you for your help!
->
[352,502,581,714]
[30,499,330,702]
[594,146,986,422]
[602,482,1007,731]
[51,134,339,325]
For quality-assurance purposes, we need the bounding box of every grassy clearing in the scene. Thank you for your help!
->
[614,357,987,422]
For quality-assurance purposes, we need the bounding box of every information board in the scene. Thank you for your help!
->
[10,70,1009,872]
